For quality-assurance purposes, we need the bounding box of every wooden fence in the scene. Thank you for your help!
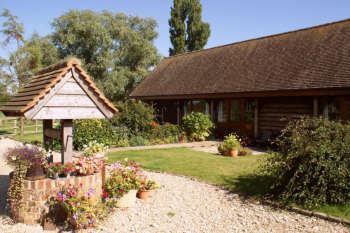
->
[0,117,59,135]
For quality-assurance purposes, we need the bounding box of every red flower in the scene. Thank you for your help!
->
[120,190,124,194]
[103,191,109,197]
[56,162,60,165]
[79,183,83,188]
[141,181,145,185]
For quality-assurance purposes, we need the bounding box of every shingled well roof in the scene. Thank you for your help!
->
[1,58,118,115]
[131,19,350,98]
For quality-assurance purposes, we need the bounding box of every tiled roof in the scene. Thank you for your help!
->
[1,58,118,115]
[131,19,350,97]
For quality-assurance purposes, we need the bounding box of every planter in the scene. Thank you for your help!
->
[54,172,71,179]
[95,158,106,187]
[227,149,238,157]
[93,152,105,158]
[138,189,150,200]
[26,166,46,181]
[115,190,137,208]
[78,170,94,176]
[69,215,94,230]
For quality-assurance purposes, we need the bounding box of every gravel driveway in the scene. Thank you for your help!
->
[0,138,349,232]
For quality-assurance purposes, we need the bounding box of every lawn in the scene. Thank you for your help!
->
[107,148,273,197]
[107,147,350,221]
[12,132,43,143]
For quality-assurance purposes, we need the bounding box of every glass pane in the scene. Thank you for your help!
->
[217,101,226,122]
[184,101,190,116]
[192,101,200,113]
[244,101,255,124]
[201,100,210,115]
[230,100,241,123]
[328,100,341,121]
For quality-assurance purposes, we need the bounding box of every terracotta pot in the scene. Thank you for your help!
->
[69,215,93,229]
[26,166,46,180]
[138,189,150,199]
[115,190,137,208]
[227,149,238,157]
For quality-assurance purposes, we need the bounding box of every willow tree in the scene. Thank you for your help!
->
[50,9,162,101]
[169,0,211,56]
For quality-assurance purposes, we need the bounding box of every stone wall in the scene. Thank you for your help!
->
[17,172,102,225]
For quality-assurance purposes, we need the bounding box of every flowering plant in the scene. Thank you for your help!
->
[82,140,108,157]
[238,147,252,156]
[73,156,103,175]
[223,134,241,150]
[104,159,145,200]
[139,179,159,191]
[45,162,62,176]
[50,183,97,229]
[2,145,49,169]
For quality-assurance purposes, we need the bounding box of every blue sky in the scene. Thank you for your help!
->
[1,0,350,59]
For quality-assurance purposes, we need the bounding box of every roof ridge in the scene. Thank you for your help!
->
[166,18,350,59]
[35,57,81,75]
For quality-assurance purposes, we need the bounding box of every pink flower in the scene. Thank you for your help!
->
[83,193,89,198]
[70,190,76,196]
[68,184,72,188]
[71,202,75,207]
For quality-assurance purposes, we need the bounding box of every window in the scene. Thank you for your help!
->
[183,100,210,116]
[201,100,209,115]
[184,101,190,116]
[230,100,241,123]
[217,101,226,122]
[244,101,255,124]
[323,100,341,121]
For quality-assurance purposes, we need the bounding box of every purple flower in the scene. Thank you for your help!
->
[113,197,117,202]
[73,214,78,220]
[105,197,110,201]
[58,190,62,196]
[78,211,81,215]
[79,223,84,227]
[89,189,94,196]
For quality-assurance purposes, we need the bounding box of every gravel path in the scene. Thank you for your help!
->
[0,138,349,232]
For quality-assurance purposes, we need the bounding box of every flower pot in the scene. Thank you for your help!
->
[78,170,94,176]
[138,189,150,200]
[69,215,94,229]
[228,149,238,157]
[54,172,59,179]
[115,190,137,208]
[93,152,105,158]
[26,166,46,180]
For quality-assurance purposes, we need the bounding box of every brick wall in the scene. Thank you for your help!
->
[15,172,102,225]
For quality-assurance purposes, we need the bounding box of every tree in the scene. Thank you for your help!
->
[169,0,210,56]
[0,9,43,93]
[50,9,162,101]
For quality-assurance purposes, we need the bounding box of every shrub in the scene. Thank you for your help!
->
[129,136,147,147]
[182,112,215,141]
[110,100,157,137]
[257,116,350,207]
[73,119,117,150]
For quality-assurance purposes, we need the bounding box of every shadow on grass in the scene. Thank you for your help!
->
[221,174,275,198]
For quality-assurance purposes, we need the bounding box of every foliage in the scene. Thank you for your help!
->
[257,116,350,207]
[114,126,129,147]
[2,145,49,169]
[163,122,180,138]
[182,111,215,141]
[139,179,160,191]
[83,140,108,157]
[169,0,211,55]
[111,100,158,137]
[239,134,255,147]
[50,183,98,230]
[129,136,149,147]
[73,156,104,175]
[104,159,145,200]
[223,134,241,150]
[216,141,226,155]
[239,147,252,156]
[73,119,118,150]
[0,8,37,93]
[50,9,162,101]
[178,131,187,143]
[8,162,27,223]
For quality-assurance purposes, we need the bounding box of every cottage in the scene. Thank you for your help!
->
[131,19,350,138]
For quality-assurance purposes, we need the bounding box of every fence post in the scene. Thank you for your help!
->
[35,119,38,132]
[20,117,24,136]
[14,119,17,135]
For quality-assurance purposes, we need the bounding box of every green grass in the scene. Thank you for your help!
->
[0,111,4,117]
[107,147,350,221]
[12,132,43,143]
[107,148,273,197]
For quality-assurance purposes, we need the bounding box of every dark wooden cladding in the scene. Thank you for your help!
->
[258,98,312,137]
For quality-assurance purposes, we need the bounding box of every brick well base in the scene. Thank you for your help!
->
[13,171,102,225]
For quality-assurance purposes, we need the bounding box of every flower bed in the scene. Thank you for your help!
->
[11,172,102,225]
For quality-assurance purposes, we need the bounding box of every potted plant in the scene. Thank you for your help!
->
[82,141,108,158]
[104,158,145,207]
[138,179,159,200]
[45,162,63,179]
[50,183,97,230]
[239,147,251,156]
[216,141,227,156]
[223,134,241,157]
[73,156,103,176]
[3,145,50,180]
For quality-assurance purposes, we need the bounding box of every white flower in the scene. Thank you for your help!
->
[124,158,128,162]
